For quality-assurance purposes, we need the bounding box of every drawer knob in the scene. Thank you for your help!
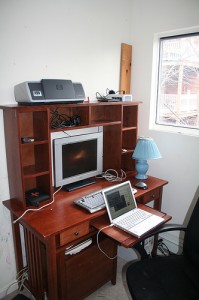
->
[152,194,155,199]
[74,231,79,236]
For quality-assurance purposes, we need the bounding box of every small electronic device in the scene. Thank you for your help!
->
[21,137,35,143]
[14,79,85,104]
[25,188,50,207]
[134,181,148,190]
[98,94,133,102]
[52,127,103,190]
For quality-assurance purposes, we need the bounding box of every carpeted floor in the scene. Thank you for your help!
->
[85,257,132,300]
[3,257,132,300]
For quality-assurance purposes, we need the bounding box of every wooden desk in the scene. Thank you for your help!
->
[3,174,168,300]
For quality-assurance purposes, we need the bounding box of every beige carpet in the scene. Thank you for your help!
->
[85,257,132,300]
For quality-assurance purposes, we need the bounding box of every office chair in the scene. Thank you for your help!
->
[126,197,199,300]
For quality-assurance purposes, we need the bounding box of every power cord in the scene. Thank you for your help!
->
[96,89,125,100]
[13,186,63,224]
[144,237,154,257]
[50,108,69,128]
[96,224,117,260]
[158,238,171,256]
[13,169,125,224]
[103,169,127,182]
[4,267,29,299]
[50,108,81,129]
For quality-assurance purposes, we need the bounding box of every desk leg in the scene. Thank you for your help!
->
[111,242,118,285]
[153,187,163,211]
[45,236,58,300]
[152,187,163,256]
[11,213,24,273]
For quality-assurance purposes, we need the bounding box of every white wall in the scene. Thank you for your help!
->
[131,0,199,245]
[0,0,133,296]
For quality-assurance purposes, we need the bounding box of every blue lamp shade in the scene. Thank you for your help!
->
[132,137,162,180]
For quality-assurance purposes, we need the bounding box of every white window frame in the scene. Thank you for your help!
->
[150,26,199,137]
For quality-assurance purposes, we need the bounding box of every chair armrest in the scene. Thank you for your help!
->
[137,223,187,243]
[144,223,187,239]
[132,224,187,259]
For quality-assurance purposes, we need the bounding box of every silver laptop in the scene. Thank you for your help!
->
[102,181,164,238]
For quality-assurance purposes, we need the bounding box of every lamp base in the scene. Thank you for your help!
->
[135,174,148,180]
[135,159,149,180]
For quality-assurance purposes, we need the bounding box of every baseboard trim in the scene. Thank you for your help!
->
[0,283,18,300]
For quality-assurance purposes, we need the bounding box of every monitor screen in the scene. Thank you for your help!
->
[62,139,97,178]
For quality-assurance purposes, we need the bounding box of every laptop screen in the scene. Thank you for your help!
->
[103,181,137,220]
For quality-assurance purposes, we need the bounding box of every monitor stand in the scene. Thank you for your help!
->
[63,178,96,192]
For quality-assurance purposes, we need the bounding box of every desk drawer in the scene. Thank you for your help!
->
[60,222,90,246]
[140,188,160,204]
[57,235,117,300]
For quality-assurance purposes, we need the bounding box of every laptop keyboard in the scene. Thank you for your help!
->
[116,209,151,229]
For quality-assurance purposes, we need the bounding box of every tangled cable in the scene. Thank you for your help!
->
[103,169,127,182]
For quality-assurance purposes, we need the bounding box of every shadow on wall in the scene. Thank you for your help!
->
[184,185,199,226]
[178,185,199,243]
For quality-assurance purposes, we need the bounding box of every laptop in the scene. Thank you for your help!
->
[102,181,164,238]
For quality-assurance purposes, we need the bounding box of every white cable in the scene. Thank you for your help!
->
[63,130,72,136]
[147,238,152,257]
[4,281,18,299]
[18,271,28,291]
[103,169,126,182]
[97,224,117,260]
[13,186,63,224]
[4,267,29,299]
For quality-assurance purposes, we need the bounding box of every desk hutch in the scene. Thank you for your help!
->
[1,102,169,300]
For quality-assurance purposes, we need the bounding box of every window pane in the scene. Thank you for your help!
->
[156,33,199,130]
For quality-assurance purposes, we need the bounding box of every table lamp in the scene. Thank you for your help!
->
[132,137,162,180]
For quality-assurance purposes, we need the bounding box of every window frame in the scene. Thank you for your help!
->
[150,26,199,137]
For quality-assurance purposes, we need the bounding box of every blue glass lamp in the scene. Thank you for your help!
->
[132,137,162,180]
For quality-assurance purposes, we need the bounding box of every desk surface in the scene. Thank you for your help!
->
[3,173,168,240]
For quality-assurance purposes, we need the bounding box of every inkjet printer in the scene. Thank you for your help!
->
[14,79,85,104]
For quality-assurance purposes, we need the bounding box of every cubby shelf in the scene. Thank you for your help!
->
[21,140,49,145]
[122,126,137,131]
[23,166,50,178]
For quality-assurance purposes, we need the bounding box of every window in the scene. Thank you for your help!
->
[151,28,199,136]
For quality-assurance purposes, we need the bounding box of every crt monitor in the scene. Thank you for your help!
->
[53,129,103,189]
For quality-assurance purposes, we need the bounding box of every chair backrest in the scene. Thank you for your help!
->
[183,197,199,268]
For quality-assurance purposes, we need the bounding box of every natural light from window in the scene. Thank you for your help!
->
[150,28,199,136]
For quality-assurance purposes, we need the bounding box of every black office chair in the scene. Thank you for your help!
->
[126,197,199,300]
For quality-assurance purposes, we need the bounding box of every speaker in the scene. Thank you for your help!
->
[73,82,85,100]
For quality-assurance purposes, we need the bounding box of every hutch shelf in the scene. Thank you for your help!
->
[0,101,141,210]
